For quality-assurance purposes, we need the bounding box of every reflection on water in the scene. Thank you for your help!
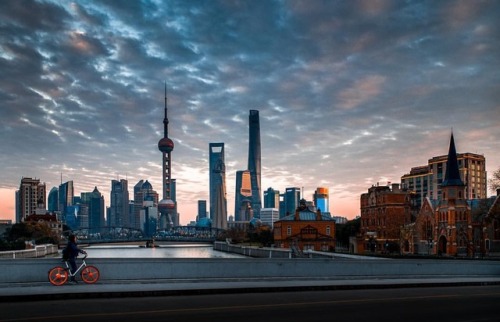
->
[84,243,246,259]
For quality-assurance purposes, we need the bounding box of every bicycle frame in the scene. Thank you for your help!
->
[48,255,100,286]
[64,255,89,277]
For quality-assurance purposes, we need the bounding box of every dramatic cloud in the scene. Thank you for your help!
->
[1,0,499,224]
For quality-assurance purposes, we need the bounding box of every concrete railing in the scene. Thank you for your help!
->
[0,244,59,259]
[213,242,377,259]
[1,257,499,284]
[214,241,292,258]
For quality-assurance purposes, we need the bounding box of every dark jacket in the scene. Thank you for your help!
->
[67,241,85,260]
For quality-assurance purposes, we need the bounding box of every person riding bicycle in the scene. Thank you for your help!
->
[66,235,87,283]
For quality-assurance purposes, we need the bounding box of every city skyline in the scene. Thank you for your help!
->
[1,1,500,225]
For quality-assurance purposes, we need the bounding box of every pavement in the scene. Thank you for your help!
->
[2,276,500,302]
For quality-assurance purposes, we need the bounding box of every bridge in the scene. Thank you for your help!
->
[66,226,225,244]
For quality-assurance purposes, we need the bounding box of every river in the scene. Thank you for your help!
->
[83,243,246,259]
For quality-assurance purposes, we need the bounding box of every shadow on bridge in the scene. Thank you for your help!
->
[64,226,224,245]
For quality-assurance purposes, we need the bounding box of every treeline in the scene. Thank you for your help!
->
[0,222,59,251]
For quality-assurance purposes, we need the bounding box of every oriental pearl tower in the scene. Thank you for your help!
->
[157,83,177,229]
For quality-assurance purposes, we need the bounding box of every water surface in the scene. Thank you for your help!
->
[84,243,246,259]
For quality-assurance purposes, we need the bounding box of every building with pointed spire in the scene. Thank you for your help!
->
[400,132,475,257]
[434,132,472,256]
[157,84,178,229]
[401,151,486,208]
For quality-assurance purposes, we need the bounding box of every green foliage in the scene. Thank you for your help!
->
[489,167,500,193]
[4,222,58,246]
[218,225,274,247]
[335,217,361,246]
[0,239,25,251]
[248,226,274,247]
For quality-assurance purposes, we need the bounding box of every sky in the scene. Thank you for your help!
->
[1,0,500,226]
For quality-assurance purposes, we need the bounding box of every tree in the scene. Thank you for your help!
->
[335,217,361,247]
[489,167,500,193]
[5,222,58,245]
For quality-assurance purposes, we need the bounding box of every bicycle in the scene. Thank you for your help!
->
[48,255,100,286]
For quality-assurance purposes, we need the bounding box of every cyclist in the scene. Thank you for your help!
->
[66,235,87,284]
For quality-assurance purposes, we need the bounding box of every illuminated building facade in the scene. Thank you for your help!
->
[234,170,253,221]
[401,152,486,208]
[313,187,329,213]
[16,177,46,223]
[274,199,336,252]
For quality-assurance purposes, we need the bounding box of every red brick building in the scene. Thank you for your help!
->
[359,183,417,253]
[274,199,336,252]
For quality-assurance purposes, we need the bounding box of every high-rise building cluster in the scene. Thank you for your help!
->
[15,177,167,236]
[14,106,335,235]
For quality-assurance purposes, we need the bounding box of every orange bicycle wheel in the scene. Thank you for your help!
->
[48,266,68,286]
[81,265,99,284]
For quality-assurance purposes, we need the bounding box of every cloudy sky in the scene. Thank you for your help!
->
[1,0,499,225]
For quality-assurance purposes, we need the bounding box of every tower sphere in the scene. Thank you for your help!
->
[158,198,175,210]
[158,137,174,153]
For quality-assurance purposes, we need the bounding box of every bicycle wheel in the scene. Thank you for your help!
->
[48,266,68,286]
[81,265,99,284]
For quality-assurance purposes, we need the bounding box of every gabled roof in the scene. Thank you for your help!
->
[486,194,500,219]
[278,211,334,221]
[421,196,438,213]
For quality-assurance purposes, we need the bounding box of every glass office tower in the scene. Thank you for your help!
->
[209,143,227,229]
[248,110,262,218]
[313,187,329,213]
[110,179,129,227]
[197,200,207,220]
[284,187,301,217]
[234,170,253,221]
[264,187,280,208]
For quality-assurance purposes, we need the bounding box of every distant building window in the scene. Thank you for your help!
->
[326,226,331,236]
[287,225,291,236]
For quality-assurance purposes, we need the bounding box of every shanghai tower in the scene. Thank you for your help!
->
[248,110,262,217]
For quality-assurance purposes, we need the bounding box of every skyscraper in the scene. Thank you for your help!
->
[284,187,301,217]
[81,187,105,234]
[234,170,253,221]
[157,84,178,229]
[133,180,159,230]
[16,177,46,222]
[209,142,227,229]
[47,187,58,212]
[263,187,280,208]
[58,180,74,223]
[247,110,262,218]
[313,187,329,213]
[197,200,207,220]
[109,179,129,227]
